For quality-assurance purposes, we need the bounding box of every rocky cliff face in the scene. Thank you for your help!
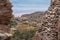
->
[33,0,60,40]
[0,0,12,25]
[0,0,12,40]
[0,0,12,33]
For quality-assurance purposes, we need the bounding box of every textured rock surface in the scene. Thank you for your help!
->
[0,0,12,32]
[0,0,12,25]
[33,0,60,40]
[0,0,12,40]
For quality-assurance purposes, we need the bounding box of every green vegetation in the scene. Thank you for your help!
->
[10,12,44,40]
[10,17,37,40]
[11,29,36,40]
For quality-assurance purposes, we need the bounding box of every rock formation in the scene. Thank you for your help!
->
[0,0,12,40]
[33,0,60,40]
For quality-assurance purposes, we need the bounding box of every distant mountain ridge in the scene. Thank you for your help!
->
[20,11,45,23]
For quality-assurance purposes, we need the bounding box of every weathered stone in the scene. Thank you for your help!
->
[0,0,12,25]
[0,0,12,40]
[33,0,60,40]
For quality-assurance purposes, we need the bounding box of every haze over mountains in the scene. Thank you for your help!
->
[10,0,50,17]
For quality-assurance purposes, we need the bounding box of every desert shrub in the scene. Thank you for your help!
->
[10,17,38,40]
[11,29,36,40]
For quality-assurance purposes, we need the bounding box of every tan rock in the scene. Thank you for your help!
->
[36,0,60,40]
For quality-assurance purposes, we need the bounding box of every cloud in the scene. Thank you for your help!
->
[12,6,48,13]
[13,12,31,17]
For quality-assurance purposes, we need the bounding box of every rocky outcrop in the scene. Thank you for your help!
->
[0,0,12,25]
[33,0,60,40]
[0,0,12,40]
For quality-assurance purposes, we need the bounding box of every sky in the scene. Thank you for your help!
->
[10,0,50,17]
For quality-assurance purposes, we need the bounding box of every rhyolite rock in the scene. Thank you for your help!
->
[33,0,60,40]
[0,0,12,25]
[0,0,12,40]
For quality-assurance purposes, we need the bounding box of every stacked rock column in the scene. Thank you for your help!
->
[0,0,12,40]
